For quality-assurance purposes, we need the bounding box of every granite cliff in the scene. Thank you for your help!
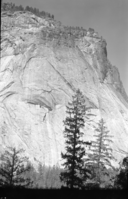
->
[0,11,128,168]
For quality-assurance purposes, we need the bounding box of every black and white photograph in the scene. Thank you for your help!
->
[0,0,128,198]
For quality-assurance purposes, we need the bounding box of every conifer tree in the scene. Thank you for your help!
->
[87,119,115,187]
[0,147,33,188]
[115,156,128,189]
[60,89,92,189]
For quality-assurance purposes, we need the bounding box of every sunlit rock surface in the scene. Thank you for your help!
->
[0,11,128,168]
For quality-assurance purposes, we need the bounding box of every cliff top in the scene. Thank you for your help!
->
[1,2,128,103]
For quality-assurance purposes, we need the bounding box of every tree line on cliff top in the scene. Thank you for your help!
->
[1,2,54,19]
[1,1,100,41]
[0,89,127,190]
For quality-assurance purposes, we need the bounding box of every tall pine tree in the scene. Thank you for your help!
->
[87,118,115,188]
[60,89,92,189]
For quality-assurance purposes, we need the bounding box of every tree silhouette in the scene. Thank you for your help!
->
[60,89,92,189]
[115,156,128,189]
[87,119,115,188]
[0,147,33,188]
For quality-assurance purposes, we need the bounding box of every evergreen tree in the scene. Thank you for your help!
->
[36,164,62,188]
[0,147,33,188]
[60,89,92,189]
[25,6,30,12]
[51,14,54,19]
[18,5,24,11]
[25,162,38,188]
[87,119,115,188]
[115,156,128,189]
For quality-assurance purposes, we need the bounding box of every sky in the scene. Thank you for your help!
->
[4,0,128,95]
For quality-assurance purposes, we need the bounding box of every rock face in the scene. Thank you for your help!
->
[0,11,128,168]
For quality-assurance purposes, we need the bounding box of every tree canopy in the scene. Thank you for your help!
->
[60,89,92,189]
[0,147,33,188]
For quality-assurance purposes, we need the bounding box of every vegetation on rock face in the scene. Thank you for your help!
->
[39,25,101,48]
[60,89,93,189]
[0,147,33,188]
